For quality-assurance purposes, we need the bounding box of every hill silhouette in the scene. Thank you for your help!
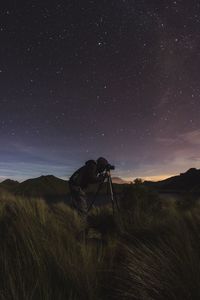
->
[144,168,200,193]
[14,175,69,199]
[0,175,128,203]
[1,168,200,199]
[0,179,20,192]
[111,176,130,184]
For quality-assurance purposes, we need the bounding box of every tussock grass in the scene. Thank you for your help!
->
[0,192,105,300]
[0,185,200,299]
[113,214,200,300]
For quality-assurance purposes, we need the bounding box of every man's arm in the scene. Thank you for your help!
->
[87,163,105,184]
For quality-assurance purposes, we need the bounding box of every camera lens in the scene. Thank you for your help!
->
[106,164,115,171]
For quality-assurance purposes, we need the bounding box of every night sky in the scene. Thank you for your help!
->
[1,0,200,181]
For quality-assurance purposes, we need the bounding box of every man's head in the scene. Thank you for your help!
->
[97,157,108,173]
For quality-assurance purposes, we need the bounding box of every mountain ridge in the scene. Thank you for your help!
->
[1,168,200,198]
[144,168,200,193]
[0,174,128,199]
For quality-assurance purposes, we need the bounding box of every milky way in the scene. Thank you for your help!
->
[0,0,200,181]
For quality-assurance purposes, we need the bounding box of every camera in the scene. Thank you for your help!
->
[105,164,115,171]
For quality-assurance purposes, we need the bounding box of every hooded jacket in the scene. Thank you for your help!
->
[69,160,103,189]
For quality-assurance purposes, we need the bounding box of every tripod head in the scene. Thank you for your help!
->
[105,164,115,171]
[99,164,115,179]
[100,166,114,181]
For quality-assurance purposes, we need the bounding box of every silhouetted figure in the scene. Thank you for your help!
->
[69,157,109,216]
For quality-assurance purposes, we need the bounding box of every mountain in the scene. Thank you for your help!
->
[0,179,20,192]
[2,168,200,199]
[4,175,129,201]
[111,177,130,184]
[144,168,200,193]
[14,175,69,199]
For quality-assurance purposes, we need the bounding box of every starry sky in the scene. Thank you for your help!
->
[1,0,200,181]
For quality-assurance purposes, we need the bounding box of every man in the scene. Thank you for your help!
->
[69,157,109,216]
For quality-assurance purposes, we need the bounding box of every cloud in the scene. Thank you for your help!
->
[0,141,81,180]
[141,174,175,181]
[156,88,172,109]
[1,128,200,181]
[180,129,200,145]
[156,137,177,146]
[0,161,71,182]
[156,129,200,148]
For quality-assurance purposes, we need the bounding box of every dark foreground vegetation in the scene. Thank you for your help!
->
[0,183,200,299]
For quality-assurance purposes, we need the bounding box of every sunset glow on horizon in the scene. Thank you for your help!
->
[0,1,200,180]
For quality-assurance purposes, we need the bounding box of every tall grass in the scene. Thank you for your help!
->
[113,213,200,300]
[0,186,200,299]
[0,191,107,299]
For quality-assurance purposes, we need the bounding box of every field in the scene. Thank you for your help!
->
[0,183,200,299]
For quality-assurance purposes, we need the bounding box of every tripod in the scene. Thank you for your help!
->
[87,171,120,215]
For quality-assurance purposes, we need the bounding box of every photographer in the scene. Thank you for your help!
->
[69,157,112,216]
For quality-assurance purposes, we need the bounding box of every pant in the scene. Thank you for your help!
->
[69,183,88,216]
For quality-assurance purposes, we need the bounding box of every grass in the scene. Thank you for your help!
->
[0,185,200,299]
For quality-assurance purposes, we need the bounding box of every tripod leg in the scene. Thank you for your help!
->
[87,173,107,213]
[108,174,120,214]
[107,174,115,215]
[111,179,120,211]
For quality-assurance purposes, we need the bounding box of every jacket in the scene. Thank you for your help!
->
[69,160,103,189]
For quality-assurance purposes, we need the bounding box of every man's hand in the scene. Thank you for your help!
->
[99,173,106,182]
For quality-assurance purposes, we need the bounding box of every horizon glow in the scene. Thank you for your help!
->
[0,1,200,181]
